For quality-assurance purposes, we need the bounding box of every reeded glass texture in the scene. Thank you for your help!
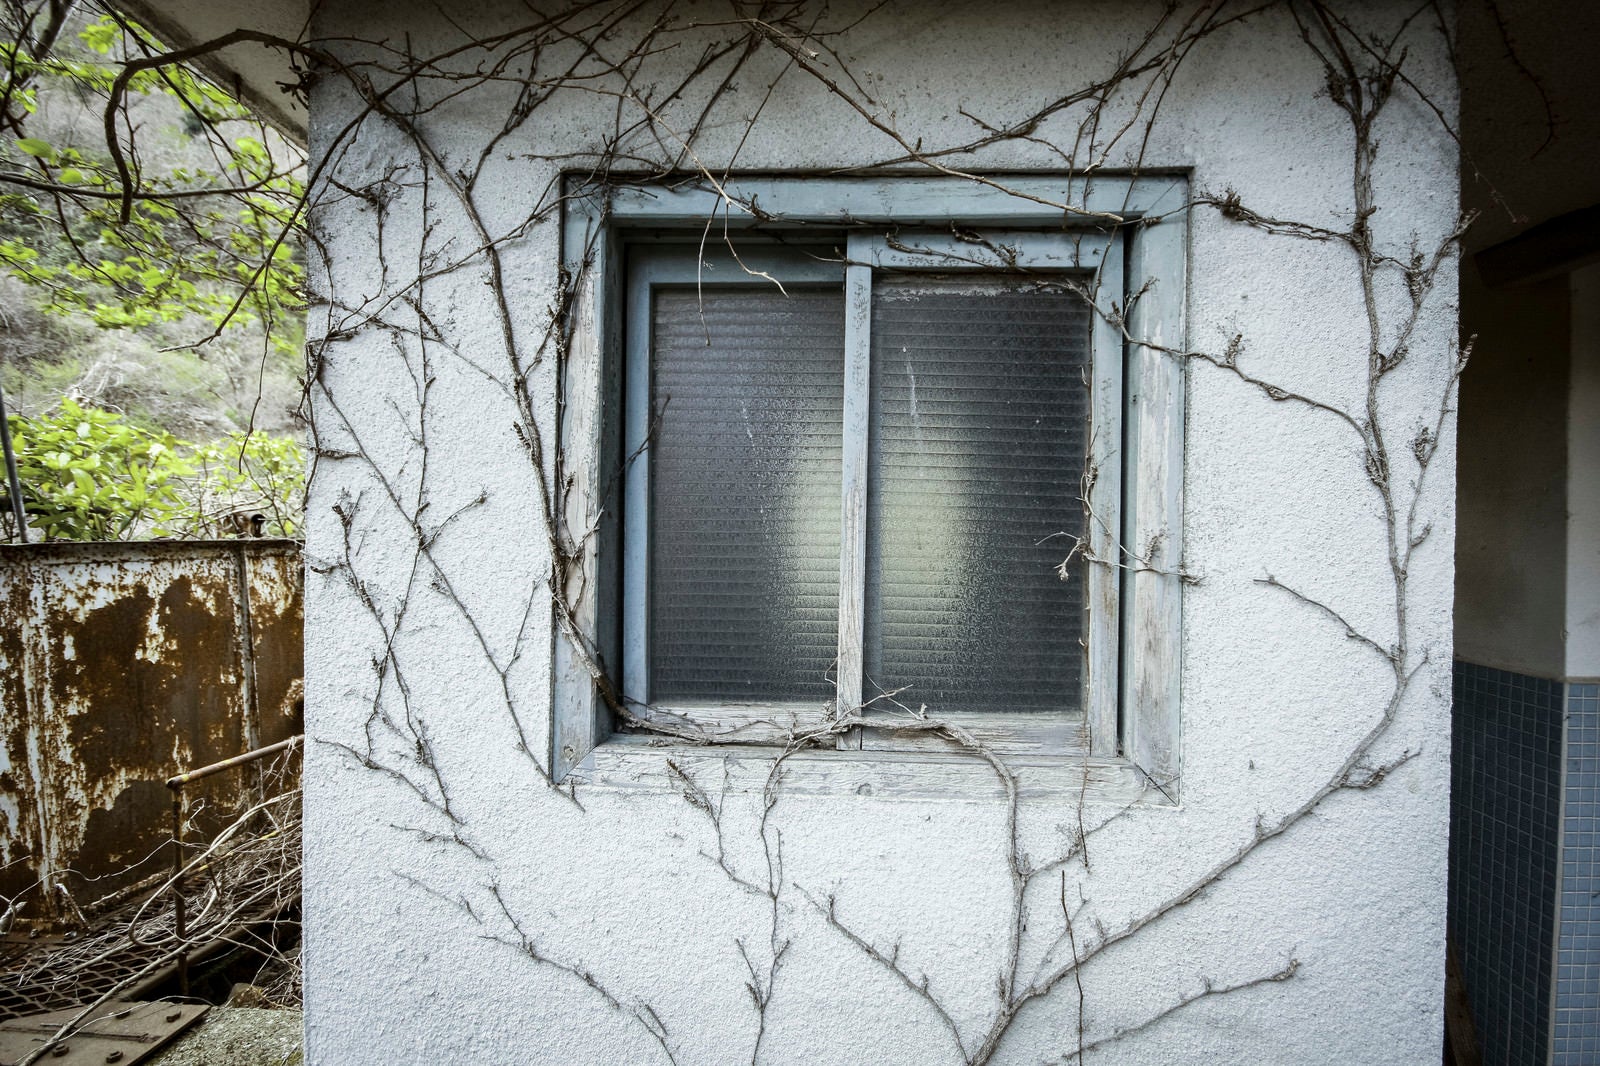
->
[864,275,1091,714]
[649,287,844,702]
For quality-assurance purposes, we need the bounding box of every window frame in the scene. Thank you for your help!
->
[555,175,1186,800]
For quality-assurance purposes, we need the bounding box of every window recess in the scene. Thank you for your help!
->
[556,176,1185,795]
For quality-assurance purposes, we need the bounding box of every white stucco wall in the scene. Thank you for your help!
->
[300,3,1459,1063]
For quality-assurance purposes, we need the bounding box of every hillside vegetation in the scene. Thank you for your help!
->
[1,4,305,540]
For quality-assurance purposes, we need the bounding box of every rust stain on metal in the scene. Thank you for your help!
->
[244,551,304,748]
[0,561,41,909]
[0,541,302,925]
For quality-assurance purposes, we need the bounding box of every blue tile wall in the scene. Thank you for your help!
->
[1554,682,1600,1065]
[1451,662,1564,1066]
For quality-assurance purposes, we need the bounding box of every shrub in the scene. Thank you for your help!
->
[2,399,302,541]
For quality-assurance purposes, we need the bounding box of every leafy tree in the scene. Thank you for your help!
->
[1,5,306,353]
[178,428,304,537]
[1,4,308,542]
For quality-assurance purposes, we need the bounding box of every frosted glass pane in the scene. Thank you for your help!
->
[865,275,1091,715]
[649,287,844,702]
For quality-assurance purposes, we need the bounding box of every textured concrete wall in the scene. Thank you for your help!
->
[300,3,1459,1063]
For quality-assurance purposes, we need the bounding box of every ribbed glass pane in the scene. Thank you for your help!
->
[649,287,844,702]
[865,275,1091,715]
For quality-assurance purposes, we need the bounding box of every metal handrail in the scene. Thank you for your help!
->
[165,735,302,791]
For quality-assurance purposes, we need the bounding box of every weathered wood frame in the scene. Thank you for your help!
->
[555,174,1186,803]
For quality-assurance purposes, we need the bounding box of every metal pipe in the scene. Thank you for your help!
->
[0,377,29,543]
[231,542,264,797]
[165,735,302,790]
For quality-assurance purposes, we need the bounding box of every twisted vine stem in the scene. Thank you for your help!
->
[48,2,1472,1061]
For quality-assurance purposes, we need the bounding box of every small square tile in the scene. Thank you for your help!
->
[1450,662,1563,1066]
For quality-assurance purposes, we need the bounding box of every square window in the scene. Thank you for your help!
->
[555,177,1185,797]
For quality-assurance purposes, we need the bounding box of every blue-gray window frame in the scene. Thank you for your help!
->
[554,175,1186,793]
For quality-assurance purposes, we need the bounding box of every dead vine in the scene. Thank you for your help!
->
[60,1,1470,1061]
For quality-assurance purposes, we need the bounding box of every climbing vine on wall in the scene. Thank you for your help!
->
[12,1,1486,1062]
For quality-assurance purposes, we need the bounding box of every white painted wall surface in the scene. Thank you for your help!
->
[300,3,1459,1063]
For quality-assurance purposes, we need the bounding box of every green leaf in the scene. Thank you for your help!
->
[15,138,53,158]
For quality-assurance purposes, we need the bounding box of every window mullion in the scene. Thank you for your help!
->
[621,265,654,708]
[835,235,872,746]
[1088,234,1125,757]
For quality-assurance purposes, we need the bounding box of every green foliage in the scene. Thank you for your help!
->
[180,429,305,538]
[3,399,303,542]
[1,12,305,353]
[4,397,189,539]
[1,7,307,540]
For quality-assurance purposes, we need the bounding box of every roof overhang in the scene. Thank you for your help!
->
[1475,204,1600,288]
[112,0,310,145]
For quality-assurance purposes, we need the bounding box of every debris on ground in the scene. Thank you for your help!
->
[146,1008,302,1066]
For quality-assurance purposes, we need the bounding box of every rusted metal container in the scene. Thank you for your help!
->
[0,540,302,926]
